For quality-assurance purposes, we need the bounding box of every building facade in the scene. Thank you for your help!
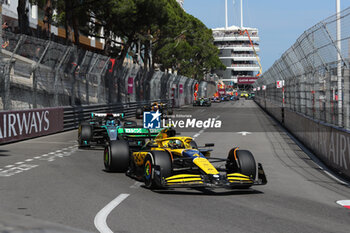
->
[176,0,184,9]
[212,25,261,87]
[1,0,104,50]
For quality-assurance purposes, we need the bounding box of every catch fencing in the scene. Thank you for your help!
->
[254,7,350,180]
[0,31,213,111]
[254,7,350,129]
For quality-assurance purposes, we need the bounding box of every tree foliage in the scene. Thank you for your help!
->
[20,0,224,79]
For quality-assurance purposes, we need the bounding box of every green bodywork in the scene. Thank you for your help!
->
[117,128,162,137]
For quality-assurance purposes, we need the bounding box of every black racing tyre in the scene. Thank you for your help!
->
[226,149,256,180]
[78,123,92,147]
[104,140,130,172]
[136,108,143,119]
[144,151,172,189]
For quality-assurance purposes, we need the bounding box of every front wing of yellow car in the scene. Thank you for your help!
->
[153,163,267,189]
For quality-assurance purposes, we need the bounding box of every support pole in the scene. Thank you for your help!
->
[337,0,342,126]
[0,0,3,47]
[225,0,228,29]
[241,0,243,28]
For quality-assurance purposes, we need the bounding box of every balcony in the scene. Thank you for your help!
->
[214,36,259,42]
[217,44,260,52]
[227,64,261,72]
[219,54,258,61]
[213,30,258,38]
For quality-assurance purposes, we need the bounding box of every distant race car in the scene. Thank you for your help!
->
[221,95,230,101]
[103,128,267,189]
[136,102,173,119]
[78,113,162,148]
[248,92,255,99]
[211,97,221,103]
[240,91,249,99]
[193,98,211,107]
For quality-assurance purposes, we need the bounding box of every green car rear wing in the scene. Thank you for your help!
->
[117,128,163,139]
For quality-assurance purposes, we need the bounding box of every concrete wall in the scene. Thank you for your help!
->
[255,96,350,179]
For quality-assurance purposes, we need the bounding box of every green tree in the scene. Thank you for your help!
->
[153,1,224,80]
[29,0,56,38]
[17,0,29,34]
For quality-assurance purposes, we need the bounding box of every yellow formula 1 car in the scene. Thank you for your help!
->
[104,128,267,189]
[240,91,249,99]
[135,102,173,119]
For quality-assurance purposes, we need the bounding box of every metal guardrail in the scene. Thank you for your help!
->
[63,99,170,130]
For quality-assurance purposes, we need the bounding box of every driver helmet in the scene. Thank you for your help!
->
[168,139,183,149]
[106,119,115,126]
[152,103,159,111]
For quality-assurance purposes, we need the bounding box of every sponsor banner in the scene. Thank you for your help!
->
[283,108,350,179]
[128,77,134,94]
[218,88,226,95]
[237,77,258,84]
[0,108,64,144]
[276,80,283,88]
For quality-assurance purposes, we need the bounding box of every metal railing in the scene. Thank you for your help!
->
[63,99,170,130]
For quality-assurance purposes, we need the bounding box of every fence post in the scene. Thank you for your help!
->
[76,51,89,105]
[2,35,25,110]
[86,53,99,104]
[31,40,51,109]
[344,68,350,129]
[325,72,331,124]
[3,58,15,110]
[97,57,110,103]
[314,73,320,121]
[0,0,3,47]
[54,47,71,106]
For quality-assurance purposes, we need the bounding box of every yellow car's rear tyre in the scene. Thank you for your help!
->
[104,140,130,172]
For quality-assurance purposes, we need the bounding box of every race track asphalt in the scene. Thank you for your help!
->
[1,99,350,233]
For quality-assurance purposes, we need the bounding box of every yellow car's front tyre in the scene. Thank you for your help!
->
[226,149,257,188]
[143,151,172,189]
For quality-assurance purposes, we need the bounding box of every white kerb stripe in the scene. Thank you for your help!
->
[336,200,350,206]
[94,194,130,233]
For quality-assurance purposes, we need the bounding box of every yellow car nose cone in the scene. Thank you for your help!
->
[193,157,219,175]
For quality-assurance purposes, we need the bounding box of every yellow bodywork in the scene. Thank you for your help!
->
[241,92,249,98]
[193,158,219,175]
[132,128,212,171]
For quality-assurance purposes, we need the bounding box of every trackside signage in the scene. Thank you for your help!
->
[0,108,64,144]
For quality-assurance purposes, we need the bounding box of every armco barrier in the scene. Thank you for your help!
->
[0,99,169,144]
[255,97,350,180]
[63,99,169,131]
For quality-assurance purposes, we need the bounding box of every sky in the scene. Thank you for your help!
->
[183,0,350,72]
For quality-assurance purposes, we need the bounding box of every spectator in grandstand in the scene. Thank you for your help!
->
[2,22,10,48]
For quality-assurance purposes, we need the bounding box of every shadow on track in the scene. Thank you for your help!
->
[152,187,263,196]
[78,147,103,151]
[0,149,10,156]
